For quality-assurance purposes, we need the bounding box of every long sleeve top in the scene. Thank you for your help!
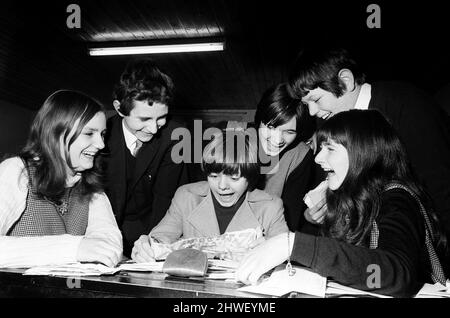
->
[291,188,431,297]
[369,81,450,239]
[150,181,288,243]
[281,149,322,232]
[0,157,122,267]
[261,142,316,232]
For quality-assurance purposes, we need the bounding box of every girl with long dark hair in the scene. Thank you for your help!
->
[236,109,447,297]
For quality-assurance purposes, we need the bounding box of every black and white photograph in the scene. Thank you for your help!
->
[0,0,449,303]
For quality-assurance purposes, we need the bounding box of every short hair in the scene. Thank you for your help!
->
[201,129,260,190]
[254,83,302,128]
[254,83,314,141]
[113,59,174,115]
[289,47,366,98]
[20,90,105,202]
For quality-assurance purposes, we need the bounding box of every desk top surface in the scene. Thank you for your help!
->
[0,268,273,298]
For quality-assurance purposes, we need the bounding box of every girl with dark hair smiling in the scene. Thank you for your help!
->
[254,83,317,232]
[0,90,122,268]
[236,110,447,297]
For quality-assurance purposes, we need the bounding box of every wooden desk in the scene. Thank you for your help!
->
[0,268,269,298]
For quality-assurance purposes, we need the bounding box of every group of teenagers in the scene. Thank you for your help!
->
[0,47,449,297]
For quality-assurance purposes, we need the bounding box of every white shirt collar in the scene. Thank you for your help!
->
[66,173,82,187]
[354,83,372,110]
[121,119,138,153]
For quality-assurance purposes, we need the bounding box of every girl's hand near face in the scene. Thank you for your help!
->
[131,235,155,263]
[304,198,327,224]
[77,236,122,267]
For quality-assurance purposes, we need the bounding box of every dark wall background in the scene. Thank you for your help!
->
[0,0,449,155]
[0,101,35,157]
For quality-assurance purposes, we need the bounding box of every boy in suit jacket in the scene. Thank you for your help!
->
[103,59,187,257]
[288,47,450,267]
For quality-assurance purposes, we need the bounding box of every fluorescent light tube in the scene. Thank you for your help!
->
[88,42,224,56]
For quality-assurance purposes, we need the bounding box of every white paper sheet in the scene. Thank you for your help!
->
[415,281,450,298]
[208,259,239,270]
[326,281,392,298]
[117,261,164,272]
[23,262,120,276]
[238,265,327,298]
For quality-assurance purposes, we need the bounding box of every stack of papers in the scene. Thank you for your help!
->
[238,265,327,298]
[23,263,120,277]
[208,259,238,270]
[326,281,392,298]
[117,261,164,272]
[205,259,238,280]
[116,259,239,280]
[415,281,450,298]
[21,259,236,281]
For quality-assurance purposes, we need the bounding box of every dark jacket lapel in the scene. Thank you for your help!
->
[186,182,221,236]
[105,115,127,219]
[128,133,162,197]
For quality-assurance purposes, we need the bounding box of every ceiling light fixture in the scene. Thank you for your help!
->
[88,41,225,56]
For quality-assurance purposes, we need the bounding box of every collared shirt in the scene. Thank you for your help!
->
[354,83,372,110]
[66,173,82,187]
[122,119,139,155]
[0,157,122,267]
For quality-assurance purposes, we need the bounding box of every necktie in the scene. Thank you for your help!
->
[132,140,143,157]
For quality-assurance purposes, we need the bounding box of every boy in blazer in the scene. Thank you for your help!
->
[289,48,450,265]
[103,59,187,257]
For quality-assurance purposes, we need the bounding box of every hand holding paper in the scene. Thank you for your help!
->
[303,180,328,225]
[238,265,327,298]
[235,232,294,285]
[304,198,327,224]
[131,235,155,262]
[148,228,263,261]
